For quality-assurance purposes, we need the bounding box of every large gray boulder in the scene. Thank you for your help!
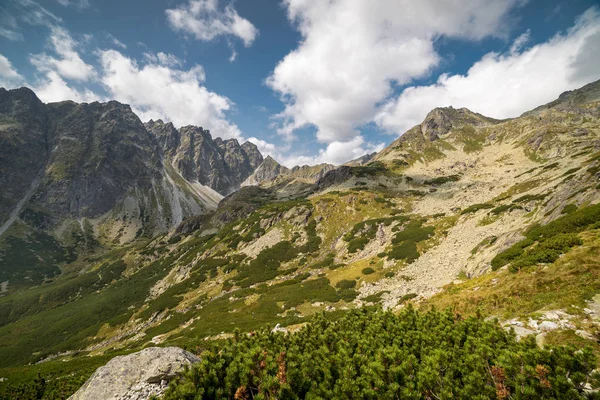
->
[69,347,199,400]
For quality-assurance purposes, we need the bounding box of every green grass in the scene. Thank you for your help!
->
[0,228,76,289]
[234,241,300,288]
[424,228,600,325]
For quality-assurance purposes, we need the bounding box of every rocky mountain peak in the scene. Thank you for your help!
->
[420,106,499,141]
[242,155,288,187]
[145,122,264,195]
[241,141,263,169]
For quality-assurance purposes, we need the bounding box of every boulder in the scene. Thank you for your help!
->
[539,321,559,332]
[69,347,199,400]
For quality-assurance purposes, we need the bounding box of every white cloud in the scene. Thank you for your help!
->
[30,26,96,81]
[376,7,600,134]
[33,70,99,103]
[0,54,25,87]
[107,33,127,49]
[0,27,23,41]
[268,0,522,143]
[99,49,242,139]
[280,136,384,167]
[246,137,277,158]
[0,13,23,41]
[166,0,258,46]
[143,52,182,67]
[55,0,90,8]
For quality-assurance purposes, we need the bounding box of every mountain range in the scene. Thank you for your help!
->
[0,79,599,398]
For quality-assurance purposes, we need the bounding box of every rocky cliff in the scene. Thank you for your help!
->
[0,88,268,289]
[145,120,263,195]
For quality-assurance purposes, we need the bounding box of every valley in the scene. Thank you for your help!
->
[1,80,600,399]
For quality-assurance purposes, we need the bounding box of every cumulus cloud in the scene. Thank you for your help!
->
[0,54,25,87]
[99,49,242,139]
[166,0,258,46]
[268,0,522,143]
[376,7,600,134]
[33,70,99,103]
[30,26,96,81]
[280,136,384,167]
[246,137,277,158]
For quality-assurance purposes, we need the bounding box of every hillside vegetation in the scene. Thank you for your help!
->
[1,81,600,398]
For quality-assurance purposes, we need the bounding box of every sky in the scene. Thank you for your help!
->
[1,0,599,167]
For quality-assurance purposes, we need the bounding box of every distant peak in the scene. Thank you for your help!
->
[263,155,280,164]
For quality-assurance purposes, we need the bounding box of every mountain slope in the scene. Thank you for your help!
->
[1,80,600,398]
[0,88,266,291]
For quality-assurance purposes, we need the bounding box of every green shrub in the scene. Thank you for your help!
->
[388,241,420,262]
[461,203,494,214]
[335,280,357,290]
[561,204,578,214]
[163,307,597,400]
[399,293,418,303]
[362,291,389,303]
[337,288,359,302]
[361,267,375,275]
[512,193,548,203]
[384,271,395,278]
[491,204,599,271]
[490,204,523,215]
[562,167,581,176]
[542,162,560,170]
[423,174,461,185]
[309,253,335,269]
[347,237,369,253]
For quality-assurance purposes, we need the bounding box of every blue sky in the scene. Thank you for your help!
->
[1,0,599,166]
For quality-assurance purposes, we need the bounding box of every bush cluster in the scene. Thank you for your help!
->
[162,307,597,400]
[491,203,600,271]
[388,220,434,262]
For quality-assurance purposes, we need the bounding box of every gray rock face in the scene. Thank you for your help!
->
[69,347,199,400]
[314,166,354,191]
[420,107,499,141]
[0,88,49,227]
[242,156,289,186]
[38,100,164,219]
[0,88,239,287]
[243,157,335,189]
[145,120,263,195]
[0,89,220,239]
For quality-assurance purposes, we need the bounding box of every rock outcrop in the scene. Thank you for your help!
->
[242,156,289,186]
[145,120,263,195]
[242,156,335,188]
[69,347,199,400]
